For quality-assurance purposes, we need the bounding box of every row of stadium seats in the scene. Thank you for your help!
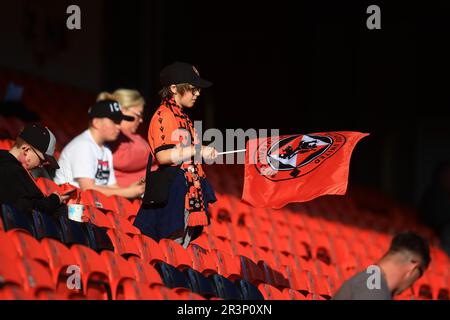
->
[1,70,449,300]
[0,69,95,146]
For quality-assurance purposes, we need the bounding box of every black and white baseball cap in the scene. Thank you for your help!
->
[19,123,59,169]
[88,99,134,123]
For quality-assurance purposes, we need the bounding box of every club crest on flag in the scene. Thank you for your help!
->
[254,133,346,181]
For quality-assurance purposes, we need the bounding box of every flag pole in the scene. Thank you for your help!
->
[217,149,246,156]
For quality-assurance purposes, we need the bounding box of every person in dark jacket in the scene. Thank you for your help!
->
[0,123,68,215]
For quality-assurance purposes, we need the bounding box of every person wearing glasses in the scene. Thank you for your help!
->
[133,61,218,248]
[333,232,431,300]
[96,89,151,188]
[0,123,69,214]
[54,100,145,199]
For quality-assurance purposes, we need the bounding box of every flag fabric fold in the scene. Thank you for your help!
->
[241,131,369,208]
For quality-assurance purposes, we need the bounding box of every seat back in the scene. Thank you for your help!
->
[85,223,114,252]
[154,261,190,290]
[235,279,264,300]
[183,268,216,298]
[31,210,62,241]
[58,215,90,247]
[1,204,35,236]
[208,274,241,300]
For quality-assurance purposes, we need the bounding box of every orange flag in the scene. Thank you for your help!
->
[242,131,369,208]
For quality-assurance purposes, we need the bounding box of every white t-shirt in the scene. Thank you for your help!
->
[54,130,117,188]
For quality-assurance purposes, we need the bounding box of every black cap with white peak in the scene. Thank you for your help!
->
[19,123,59,169]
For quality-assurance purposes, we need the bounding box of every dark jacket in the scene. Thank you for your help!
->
[0,149,62,214]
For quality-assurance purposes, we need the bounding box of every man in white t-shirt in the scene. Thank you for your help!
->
[54,99,145,198]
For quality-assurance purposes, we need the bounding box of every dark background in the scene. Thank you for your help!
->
[1,0,449,207]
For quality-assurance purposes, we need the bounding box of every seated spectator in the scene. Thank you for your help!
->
[0,123,68,215]
[54,100,145,199]
[97,89,151,187]
[333,232,431,300]
[419,161,450,257]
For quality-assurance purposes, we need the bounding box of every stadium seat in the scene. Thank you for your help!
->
[105,211,141,236]
[84,223,115,252]
[117,278,150,300]
[210,237,235,255]
[208,274,241,300]
[106,228,140,258]
[258,260,290,289]
[80,190,116,212]
[127,256,163,287]
[208,221,231,241]
[330,237,358,270]
[31,210,62,241]
[251,230,274,251]
[311,233,333,265]
[186,244,217,276]
[0,286,34,300]
[0,231,20,262]
[0,138,14,150]
[133,234,165,265]
[35,177,60,195]
[40,238,79,292]
[233,242,255,260]
[211,249,242,281]
[281,288,311,300]
[253,216,273,233]
[158,239,193,270]
[183,267,216,298]
[153,261,190,291]
[239,255,265,285]
[284,266,311,295]
[100,251,138,299]
[84,205,113,229]
[58,215,90,247]
[1,204,35,236]
[189,232,211,251]
[0,252,23,287]
[176,290,207,300]
[8,231,49,266]
[230,225,252,246]
[70,244,112,300]
[16,257,55,299]
[310,274,334,300]
[257,284,284,300]
[111,195,138,220]
[235,279,264,300]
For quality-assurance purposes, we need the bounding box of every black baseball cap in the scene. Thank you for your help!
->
[19,123,59,169]
[160,61,213,88]
[88,99,134,122]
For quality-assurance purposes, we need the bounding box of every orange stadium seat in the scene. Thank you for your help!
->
[8,231,49,266]
[70,244,111,300]
[105,211,141,236]
[187,244,217,276]
[211,249,242,281]
[258,283,284,300]
[84,206,113,229]
[100,251,140,300]
[133,234,165,265]
[127,256,163,287]
[158,239,193,270]
[106,228,140,258]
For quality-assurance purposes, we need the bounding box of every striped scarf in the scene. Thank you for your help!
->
[162,98,210,227]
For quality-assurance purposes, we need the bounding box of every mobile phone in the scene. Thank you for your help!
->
[63,189,77,196]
